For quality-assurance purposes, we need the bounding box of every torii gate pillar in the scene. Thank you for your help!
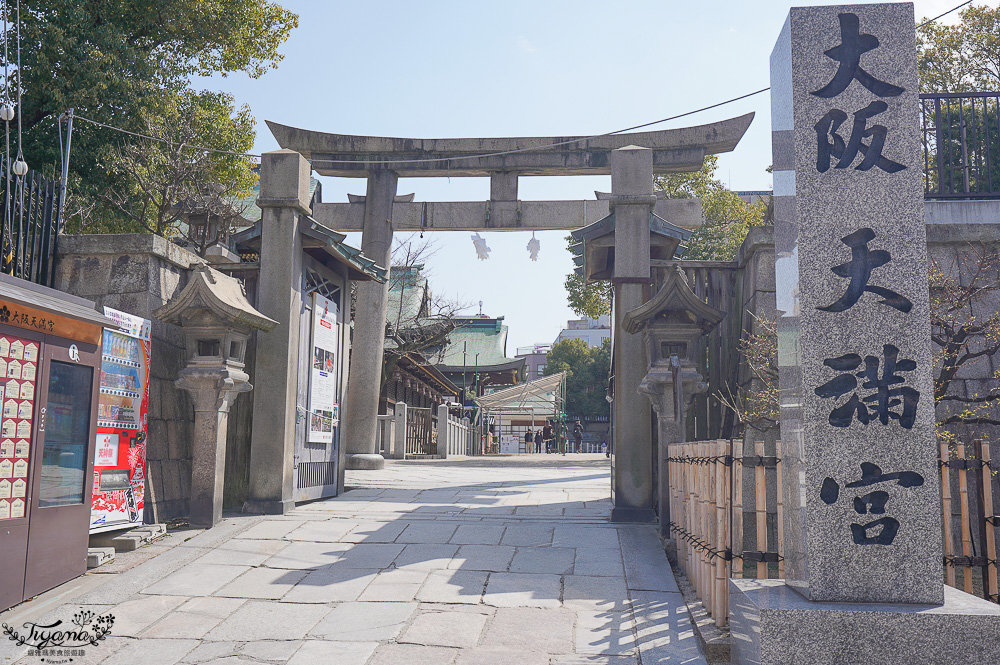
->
[610,146,656,522]
[342,169,398,469]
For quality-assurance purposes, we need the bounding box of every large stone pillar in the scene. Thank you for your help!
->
[244,150,310,514]
[729,5,1000,663]
[342,169,398,469]
[610,146,655,522]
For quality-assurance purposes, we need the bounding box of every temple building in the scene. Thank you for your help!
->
[429,316,525,403]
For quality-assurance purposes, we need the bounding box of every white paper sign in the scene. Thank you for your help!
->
[94,433,119,467]
[308,294,339,444]
[499,435,520,454]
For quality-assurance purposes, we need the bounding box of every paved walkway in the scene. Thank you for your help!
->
[2,455,705,665]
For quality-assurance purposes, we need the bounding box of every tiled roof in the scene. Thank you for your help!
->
[430,317,522,370]
[231,216,386,283]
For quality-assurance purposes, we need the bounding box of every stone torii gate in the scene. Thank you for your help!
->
[258,113,752,520]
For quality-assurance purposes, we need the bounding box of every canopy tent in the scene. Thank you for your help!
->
[475,372,564,411]
[474,372,567,454]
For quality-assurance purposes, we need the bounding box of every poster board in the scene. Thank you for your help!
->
[308,293,339,444]
[499,435,520,454]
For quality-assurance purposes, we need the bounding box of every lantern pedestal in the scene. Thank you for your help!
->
[176,366,251,527]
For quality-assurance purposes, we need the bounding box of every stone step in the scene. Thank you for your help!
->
[89,523,167,552]
[405,454,443,460]
[86,547,116,569]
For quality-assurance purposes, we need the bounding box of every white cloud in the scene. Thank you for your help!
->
[517,35,539,54]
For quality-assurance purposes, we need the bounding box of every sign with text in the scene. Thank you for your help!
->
[770,3,941,605]
[94,434,119,467]
[308,293,339,444]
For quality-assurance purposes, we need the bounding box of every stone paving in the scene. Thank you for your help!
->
[1,455,705,665]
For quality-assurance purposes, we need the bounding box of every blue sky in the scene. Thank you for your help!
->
[194,0,991,351]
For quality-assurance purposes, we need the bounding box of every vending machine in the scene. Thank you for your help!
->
[89,307,151,533]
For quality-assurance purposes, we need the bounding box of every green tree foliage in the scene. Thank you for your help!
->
[4,0,297,229]
[655,155,768,261]
[917,5,1000,93]
[563,243,612,318]
[543,338,611,420]
[93,90,257,238]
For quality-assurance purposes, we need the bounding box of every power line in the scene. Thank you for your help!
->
[71,114,262,159]
[62,0,975,167]
[918,0,973,28]
[309,87,771,168]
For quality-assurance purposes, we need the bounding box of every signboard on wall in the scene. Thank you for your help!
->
[308,293,339,444]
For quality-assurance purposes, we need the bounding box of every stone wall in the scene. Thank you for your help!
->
[54,234,204,521]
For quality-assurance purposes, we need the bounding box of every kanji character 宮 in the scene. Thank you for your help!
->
[820,462,924,545]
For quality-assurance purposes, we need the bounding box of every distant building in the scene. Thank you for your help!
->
[380,264,459,414]
[429,316,525,401]
[735,190,772,205]
[516,343,552,380]
[554,315,610,348]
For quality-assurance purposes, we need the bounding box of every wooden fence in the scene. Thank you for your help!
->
[405,406,434,455]
[941,440,999,601]
[667,439,999,627]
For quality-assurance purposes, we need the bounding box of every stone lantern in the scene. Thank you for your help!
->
[154,265,277,527]
[622,264,725,536]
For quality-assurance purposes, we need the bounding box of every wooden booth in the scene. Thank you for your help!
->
[0,274,112,612]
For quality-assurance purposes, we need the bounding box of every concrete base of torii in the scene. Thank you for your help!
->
[346,454,386,470]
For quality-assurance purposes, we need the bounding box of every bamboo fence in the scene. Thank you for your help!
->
[666,439,1000,627]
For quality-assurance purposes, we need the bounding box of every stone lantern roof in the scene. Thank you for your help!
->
[622,264,725,335]
[154,265,278,332]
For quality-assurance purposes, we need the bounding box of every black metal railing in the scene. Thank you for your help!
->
[921,92,1000,199]
[0,160,61,287]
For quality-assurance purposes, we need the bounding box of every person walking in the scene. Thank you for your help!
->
[542,422,554,453]
[534,429,543,454]
[572,419,584,453]
[524,428,533,454]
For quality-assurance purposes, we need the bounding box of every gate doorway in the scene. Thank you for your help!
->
[405,406,433,456]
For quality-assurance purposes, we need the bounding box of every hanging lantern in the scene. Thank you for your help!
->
[0,104,13,122]
[12,158,27,176]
